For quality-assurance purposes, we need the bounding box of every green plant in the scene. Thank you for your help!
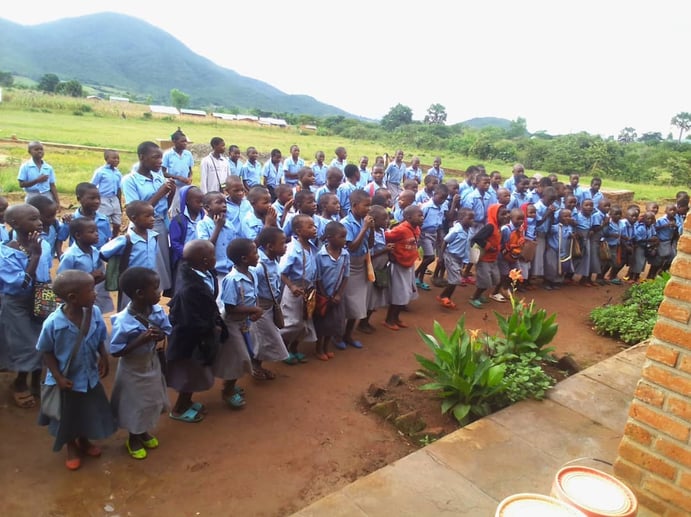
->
[415,318,506,425]
[418,435,438,446]
[500,354,556,405]
[590,272,670,345]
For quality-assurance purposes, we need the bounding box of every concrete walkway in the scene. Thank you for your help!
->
[294,343,648,516]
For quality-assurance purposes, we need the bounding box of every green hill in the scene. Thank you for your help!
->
[0,12,354,117]
[460,117,513,129]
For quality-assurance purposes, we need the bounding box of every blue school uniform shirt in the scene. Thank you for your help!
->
[655,216,676,242]
[524,217,537,241]
[225,198,253,236]
[415,190,432,205]
[272,200,289,229]
[533,200,554,233]
[58,243,103,275]
[357,168,371,189]
[72,209,112,250]
[239,160,262,188]
[675,213,686,237]
[100,228,158,270]
[18,159,56,195]
[372,227,387,255]
[220,268,258,307]
[507,191,531,211]
[91,164,122,197]
[393,205,406,223]
[581,189,605,210]
[315,185,337,204]
[573,211,595,232]
[121,171,169,220]
[316,245,350,297]
[337,182,359,213]
[196,215,236,275]
[341,211,370,258]
[458,181,474,202]
[241,211,265,240]
[311,163,329,187]
[620,219,634,244]
[503,176,517,192]
[329,158,347,175]
[110,304,172,356]
[462,189,492,225]
[227,159,241,177]
[421,199,447,232]
[385,162,406,185]
[427,167,444,181]
[264,161,284,188]
[282,157,305,186]
[0,240,52,295]
[444,222,471,260]
[634,222,656,246]
[405,167,423,183]
[282,213,327,243]
[36,305,108,391]
[162,148,194,188]
[0,224,9,244]
[365,180,386,198]
[252,248,282,301]
[547,223,573,258]
[601,219,622,246]
[279,237,318,284]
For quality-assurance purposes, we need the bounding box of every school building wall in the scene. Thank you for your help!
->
[614,214,691,516]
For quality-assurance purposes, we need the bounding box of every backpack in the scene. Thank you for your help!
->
[502,228,524,263]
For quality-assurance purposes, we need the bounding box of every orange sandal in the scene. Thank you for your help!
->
[437,296,457,309]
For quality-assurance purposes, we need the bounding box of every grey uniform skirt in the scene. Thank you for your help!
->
[0,293,43,372]
[212,317,253,381]
[343,255,368,320]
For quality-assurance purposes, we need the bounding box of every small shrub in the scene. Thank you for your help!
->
[500,354,556,405]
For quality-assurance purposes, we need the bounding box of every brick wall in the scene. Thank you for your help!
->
[614,215,691,516]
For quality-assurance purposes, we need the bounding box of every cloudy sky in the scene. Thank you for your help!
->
[2,1,689,137]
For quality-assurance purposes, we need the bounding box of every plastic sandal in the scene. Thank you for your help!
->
[438,297,457,309]
[334,341,347,350]
[382,321,400,331]
[126,439,147,460]
[224,392,246,410]
[316,353,329,361]
[169,407,203,423]
[294,352,308,363]
[282,353,299,365]
[415,280,431,290]
[468,298,483,309]
[141,434,159,449]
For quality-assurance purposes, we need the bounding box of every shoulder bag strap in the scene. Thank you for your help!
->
[260,262,278,305]
[62,307,92,377]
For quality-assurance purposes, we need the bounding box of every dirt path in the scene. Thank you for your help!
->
[0,280,625,517]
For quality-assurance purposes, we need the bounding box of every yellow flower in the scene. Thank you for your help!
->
[509,268,524,283]
[468,328,481,341]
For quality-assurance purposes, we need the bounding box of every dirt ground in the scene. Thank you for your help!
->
[0,271,627,517]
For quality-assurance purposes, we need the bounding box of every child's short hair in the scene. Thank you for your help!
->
[294,190,315,209]
[120,267,159,298]
[275,184,292,198]
[434,184,449,196]
[350,189,370,206]
[298,167,313,181]
[457,207,474,221]
[210,136,224,147]
[403,205,422,220]
[69,217,96,239]
[326,167,343,181]
[323,221,346,240]
[171,127,186,142]
[103,149,117,160]
[76,182,98,199]
[228,144,240,154]
[27,194,56,213]
[291,214,312,233]
[202,191,224,207]
[137,141,159,157]
[371,193,389,207]
[344,163,359,179]
[318,192,338,210]
[423,174,439,186]
[403,179,418,191]
[369,204,387,219]
[247,186,270,205]
[255,226,285,248]
[591,177,602,185]
[268,148,280,158]
[226,238,254,264]
[125,200,152,219]
[53,270,93,300]
[538,177,553,188]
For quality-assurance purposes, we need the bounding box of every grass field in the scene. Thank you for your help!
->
[0,91,679,203]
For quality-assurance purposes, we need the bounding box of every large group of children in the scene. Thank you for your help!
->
[0,132,688,471]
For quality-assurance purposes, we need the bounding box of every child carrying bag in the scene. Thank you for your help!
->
[104,234,132,292]
[33,281,59,322]
[40,307,91,421]
[260,262,284,329]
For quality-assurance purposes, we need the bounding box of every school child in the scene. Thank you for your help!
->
[241,186,277,240]
[403,179,419,194]
[506,175,531,211]
[582,177,605,211]
[601,205,624,285]
[385,150,406,199]
[519,203,538,288]
[432,183,462,287]
[283,145,305,187]
[162,128,194,216]
[569,174,584,207]
[311,150,329,189]
[91,149,123,237]
[167,240,226,422]
[544,209,575,290]
[239,146,263,191]
[372,188,394,213]
[27,194,68,259]
[251,227,290,377]
[279,214,318,363]
[415,184,449,290]
[334,164,360,217]
[393,190,415,224]
[318,193,341,222]
[260,148,281,198]
[620,207,637,282]
[427,157,444,181]
[73,182,113,250]
[0,204,53,408]
[365,163,386,198]
[462,172,493,234]
[228,144,243,176]
[168,185,205,284]
[273,184,294,228]
[415,174,439,205]
[110,267,171,459]
[315,167,344,204]
[383,205,422,329]
[437,208,474,308]
[196,191,236,280]
[650,204,677,278]
[295,166,316,194]
[282,190,326,242]
[358,205,392,333]
[18,141,60,205]
[532,186,559,281]
[100,201,159,311]
[592,199,611,285]
[200,137,230,194]
[675,192,689,241]
[314,222,350,360]
[468,204,506,309]
[406,156,423,184]
[572,199,598,286]
[58,218,114,314]
[631,211,658,282]
[357,156,371,188]
[36,270,116,470]
[0,196,9,244]
[489,171,503,200]
[330,146,348,174]
[502,163,525,193]
[492,208,525,301]
[224,175,253,237]
[459,165,479,202]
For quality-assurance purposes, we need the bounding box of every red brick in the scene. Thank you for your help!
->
[643,477,691,512]
[677,234,691,254]
[618,437,678,480]
[679,354,691,374]
[685,216,691,232]
[642,363,691,398]
[629,401,690,442]
[655,438,691,467]
[668,507,691,517]
[633,487,672,516]
[664,279,691,302]
[647,343,680,367]
[681,471,691,491]
[653,320,691,350]
[624,421,654,446]
[667,396,691,420]
[635,381,665,407]
[658,300,691,324]
[613,458,644,485]
[670,256,691,281]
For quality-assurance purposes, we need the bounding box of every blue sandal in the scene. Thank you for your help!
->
[283,353,299,365]
[415,279,431,290]
[224,392,246,409]
[169,407,203,423]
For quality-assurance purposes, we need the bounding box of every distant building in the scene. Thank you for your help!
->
[109,96,130,102]
[180,108,207,117]
[149,105,180,115]
[259,117,288,127]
